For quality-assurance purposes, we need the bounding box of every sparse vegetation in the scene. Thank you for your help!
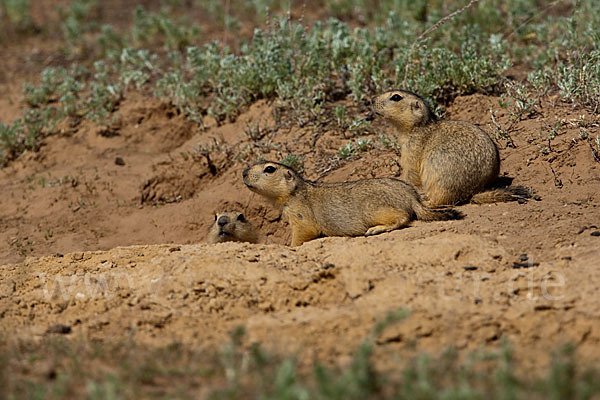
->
[280,153,304,173]
[2,315,599,400]
[7,0,600,165]
[59,0,98,55]
[131,5,201,51]
[337,138,373,160]
[1,0,32,32]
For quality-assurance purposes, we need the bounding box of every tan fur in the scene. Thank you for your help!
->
[206,211,259,244]
[242,162,462,246]
[371,90,527,206]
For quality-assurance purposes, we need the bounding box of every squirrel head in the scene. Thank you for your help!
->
[208,211,258,243]
[242,162,301,205]
[371,90,435,132]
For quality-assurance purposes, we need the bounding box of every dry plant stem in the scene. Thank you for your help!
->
[549,165,563,188]
[590,142,600,163]
[503,0,560,40]
[223,0,230,45]
[402,0,481,86]
[265,6,271,31]
[489,106,516,148]
[299,0,306,26]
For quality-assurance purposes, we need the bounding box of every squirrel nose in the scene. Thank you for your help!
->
[242,168,248,178]
[218,216,229,227]
[370,96,377,106]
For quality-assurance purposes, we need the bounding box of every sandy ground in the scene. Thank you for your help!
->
[2,90,600,372]
[1,0,600,376]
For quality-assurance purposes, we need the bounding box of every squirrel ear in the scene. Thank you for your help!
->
[411,101,421,111]
[285,170,294,181]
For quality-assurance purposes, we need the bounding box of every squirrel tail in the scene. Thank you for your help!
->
[415,203,463,222]
[470,186,534,204]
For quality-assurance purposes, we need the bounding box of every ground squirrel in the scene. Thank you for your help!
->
[206,211,260,244]
[243,162,462,246]
[371,90,529,206]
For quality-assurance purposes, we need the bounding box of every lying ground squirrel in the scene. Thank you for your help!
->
[206,211,260,244]
[371,90,530,206]
[243,162,462,246]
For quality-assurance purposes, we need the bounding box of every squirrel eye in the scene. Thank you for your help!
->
[263,165,276,174]
[390,94,403,102]
[237,213,246,222]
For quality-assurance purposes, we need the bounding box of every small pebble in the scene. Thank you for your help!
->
[512,262,540,269]
[46,324,71,334]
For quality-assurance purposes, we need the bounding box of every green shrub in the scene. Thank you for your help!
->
[4,0,600,166]
[132,6,201,51]
[59,0,97,53]
[280,154,304,173]
[1,0,31,30]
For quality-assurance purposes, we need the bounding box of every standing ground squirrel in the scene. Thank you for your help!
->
[206,211,260,244]
[371,90,530,206]
[243,162,462,246]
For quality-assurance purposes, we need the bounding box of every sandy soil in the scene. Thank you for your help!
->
[1,0,600,376]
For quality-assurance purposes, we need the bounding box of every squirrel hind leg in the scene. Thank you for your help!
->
[364,209,411,236]
[423,185,463,208]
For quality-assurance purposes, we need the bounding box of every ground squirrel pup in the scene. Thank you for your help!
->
[206,211,259,244]
[243,162,462,246]
[372,90,528,206]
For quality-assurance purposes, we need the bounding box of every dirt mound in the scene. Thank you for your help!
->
[115,95,199,153]
[140,155,219,205]
[2,84,600,379]
[2,231,599,372]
